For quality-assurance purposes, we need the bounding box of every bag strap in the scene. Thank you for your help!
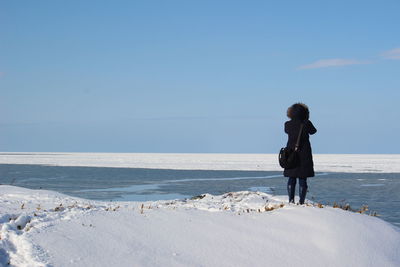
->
[295,123,304,151]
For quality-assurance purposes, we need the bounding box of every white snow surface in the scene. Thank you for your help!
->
[1,186,399,267]
[1,152,400,173]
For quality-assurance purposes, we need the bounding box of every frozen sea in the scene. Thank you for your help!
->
[0,153,399,227]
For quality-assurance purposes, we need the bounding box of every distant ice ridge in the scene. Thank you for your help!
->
[1,152,400,173]
[1,185,399,267]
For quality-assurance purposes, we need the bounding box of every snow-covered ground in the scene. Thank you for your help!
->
[1,185,399,267]
[1,152,400,173]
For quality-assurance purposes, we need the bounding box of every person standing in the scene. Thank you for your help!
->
[284,103,317,204]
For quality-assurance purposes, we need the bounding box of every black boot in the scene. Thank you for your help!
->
[299,178,308,204]
[287,177,296,203]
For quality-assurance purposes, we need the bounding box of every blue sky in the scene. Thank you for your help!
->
[1,1,399,153]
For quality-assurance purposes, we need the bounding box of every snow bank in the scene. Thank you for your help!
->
[1,185,399,267]
[1,153,400,173]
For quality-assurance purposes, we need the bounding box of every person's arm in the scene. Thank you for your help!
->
[305,120,317,135]
[284,121,289,134]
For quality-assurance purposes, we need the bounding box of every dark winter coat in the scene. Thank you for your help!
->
[283,119,317,178]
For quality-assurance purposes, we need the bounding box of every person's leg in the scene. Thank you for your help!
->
[287,177,296,203]
[298,178,308,204]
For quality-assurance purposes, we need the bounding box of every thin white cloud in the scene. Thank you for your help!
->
[381,48,400,60]
[298,58,371,70]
